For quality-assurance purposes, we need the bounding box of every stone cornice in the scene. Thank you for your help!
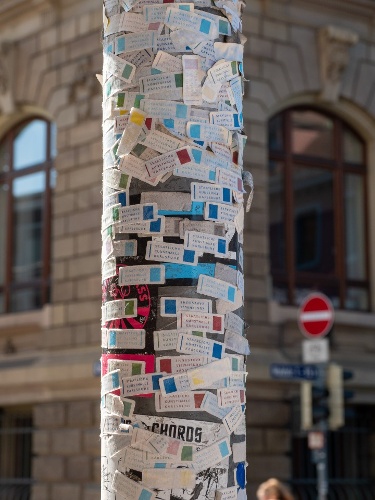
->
[0,0,59,26]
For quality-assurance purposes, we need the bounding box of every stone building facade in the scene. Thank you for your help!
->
[0,0,374,499]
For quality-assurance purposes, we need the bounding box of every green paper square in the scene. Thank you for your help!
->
[132,363,143,375]
[125,299,135,316]
[117,93,125,107]
[181,445,193,461]
[119,173,129,189]
[122,64,133,80]
[123,401,132,417]
[231,61,237,75]
[174,73,183,88]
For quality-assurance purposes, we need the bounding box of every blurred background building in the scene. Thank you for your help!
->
[0,0,374,499]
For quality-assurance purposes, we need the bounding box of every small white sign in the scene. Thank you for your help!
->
[308,431,325,450]
[302,338,329,363]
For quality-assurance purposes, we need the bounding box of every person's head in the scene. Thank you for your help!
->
[256,478,294,500]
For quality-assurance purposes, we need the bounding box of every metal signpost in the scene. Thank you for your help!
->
[298,293,333,500]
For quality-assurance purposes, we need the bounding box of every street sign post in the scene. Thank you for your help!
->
[270,363,319,381]
[298,293,334,338]
[302,338,329,363]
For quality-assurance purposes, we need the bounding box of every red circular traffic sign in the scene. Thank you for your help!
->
[298,293,334,338]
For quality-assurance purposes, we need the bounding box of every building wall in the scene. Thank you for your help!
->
[0,0,374,499]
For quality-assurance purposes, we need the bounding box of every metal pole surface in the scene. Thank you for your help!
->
[101,1,249,498]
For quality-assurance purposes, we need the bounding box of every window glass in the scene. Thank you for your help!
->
[0,186,7,286]
[345,174,366,280]
[12,172,45,284]
[268,114,284,152]
[345,287,368,311]
[13,120,47,170]
[292,111,334,159]
[10,288,42,314]
[51,122,57,159]
[293,166,335,274]
[269,161,285,272]
[343,127,364,165]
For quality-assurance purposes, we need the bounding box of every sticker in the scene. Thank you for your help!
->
[102,256,117,281]
[156,355,209,374]
[222,406,244,435]
[182,55,203,106]
[155,391,206,412]
[117,203,158,223]
[118,264,165,285]
[112,471,156,500]
[119,154,160,185]
[121,372,164,397]
[193,437,232,472]
[103,168,130,190]
[204,202,239,222]
[133,415,227,447]
[115,216,165,235]
[184,230,228,257]
[187,122,232,146]
[217,388,246,408]
[160,297,212,317]
[178,312,224,334]
[103,393,136,419]
[153,329,196,351]
[210,111,243,130]
[201,391,230,420]
[145,146,193,177]
[146,240,198,266]
[104,53,136,83]
[117,107,147,157]
[115,31,156,55]
[107,359,146,377]
[112,239,138,257]
[215,486,238,500]
[191,183,232,205]
[174,163,216,183]
[139,72,183,94]
[224,330,250,355]
[177,333,224,359]
[216,167,244,192]
[102,299,137,322]
[225,312,244,336]
[143,3,194,23]
[107,433,132,458]
[141,129,184,153]
[232,440,246,463]
[197,275,237,303]
[142,469,196,490]
[101,370,121,396]
[104,329,146,350]
[165,8,219,39]
[208,61,239,85]
[152,50,183,74]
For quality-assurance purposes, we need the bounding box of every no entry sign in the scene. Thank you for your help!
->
[298,293,334,338]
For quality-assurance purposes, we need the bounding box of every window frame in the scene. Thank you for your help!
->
[0,117,54,314]
[268,106,370,311]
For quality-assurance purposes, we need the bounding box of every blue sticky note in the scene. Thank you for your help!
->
[189,124,201,139]
[152,374,163,391]
[143,205,154,220]
[183,249,196,263]
[223,188,231,203]
[109,330,117,347]
[150,267,161,283]
[163,377,177,394]
[212,342,223,359]
[191,148,202,163]
[117,37,125,53]
[150,218,162,232]
[199,19,211,35]
[219,440,230,457]
[164,299,177,315]
[227,286,236,302]
[139,491,152,500]
[176,104,188,119]
[209,170,216,181]
[217,239,226,255]
[208,204,218,219]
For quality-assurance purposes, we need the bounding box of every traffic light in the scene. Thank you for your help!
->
[327,364,354,430]
[300,381,329,430]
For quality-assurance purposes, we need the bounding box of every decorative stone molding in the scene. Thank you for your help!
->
[318,25,358,103]
[69,56,98,120]
[0,42,15,115]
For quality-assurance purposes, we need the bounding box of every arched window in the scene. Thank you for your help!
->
[268,108,369,311]
[0,118,56,313]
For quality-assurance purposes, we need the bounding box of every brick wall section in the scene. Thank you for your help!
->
[32,400,100,500]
